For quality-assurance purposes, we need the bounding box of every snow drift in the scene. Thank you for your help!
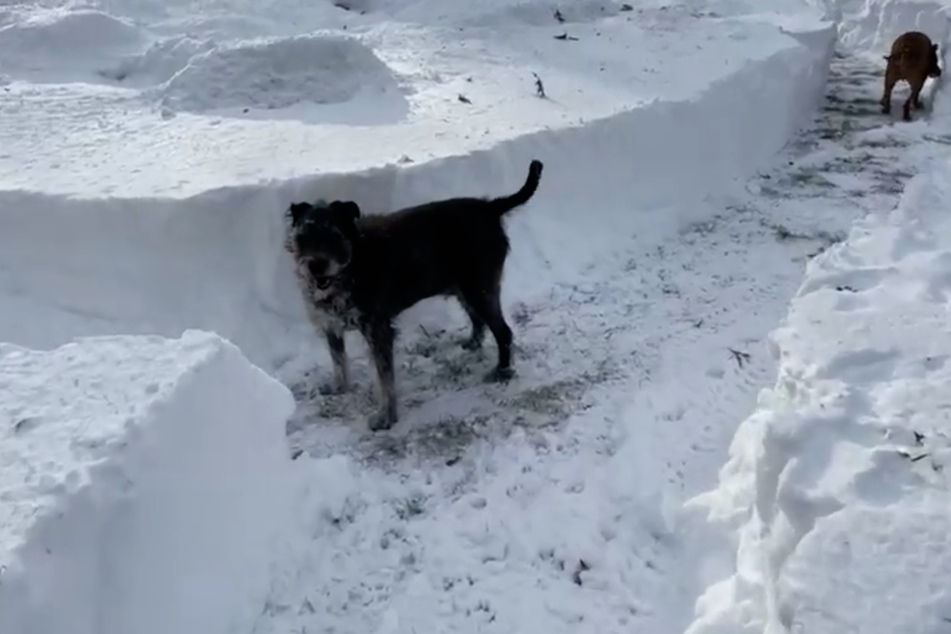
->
[0,330,296,634]
[683,143,951,634]
[0,9,146,82]
[835,0,951,52]
[156,33,407,116]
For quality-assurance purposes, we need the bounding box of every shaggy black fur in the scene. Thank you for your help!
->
[286,159,545,431]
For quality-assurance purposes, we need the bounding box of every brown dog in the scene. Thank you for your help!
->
[881,31,942,121]
[285,159,544,432]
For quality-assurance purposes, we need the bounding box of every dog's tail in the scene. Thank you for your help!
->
[489,159,544,216]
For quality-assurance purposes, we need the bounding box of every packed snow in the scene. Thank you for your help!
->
[1,0,950,632]
[0,331,295,634]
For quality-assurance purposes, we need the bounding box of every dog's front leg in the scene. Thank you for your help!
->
[361,319,398,431]
[321,327,350,394]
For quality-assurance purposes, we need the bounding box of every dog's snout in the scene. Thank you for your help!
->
[308,257,330,277]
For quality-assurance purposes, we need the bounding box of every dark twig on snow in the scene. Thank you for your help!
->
[897,449,930,463]
[554,8,565,22]
[533,72,547,98]
[572,559,590,586]
[728,348,751,369]
[457,94,472,104]
[554,32,579,41]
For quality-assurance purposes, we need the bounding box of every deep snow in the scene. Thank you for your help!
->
[686,157,951,634]
[1,0,950,632]
[0,331,295,634]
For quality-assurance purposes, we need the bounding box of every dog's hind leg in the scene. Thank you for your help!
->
[881,66,897,114]
[908,74,927,117]
[458,296,486,350]
[361,319,399,431]
[320,327,350,395]
[462,283,515,383]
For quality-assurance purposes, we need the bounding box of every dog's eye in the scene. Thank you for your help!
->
[314,276,332,290]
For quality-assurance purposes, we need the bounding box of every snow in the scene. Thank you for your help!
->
[2,0,950,632]
[154,33,407,117]
[682,2,951,634]
[0,1,838,197]
[684,158,951,634]
[0,9,146,83]
[0,330,296,634]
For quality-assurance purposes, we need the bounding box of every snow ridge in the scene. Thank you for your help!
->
[685,145,951,634]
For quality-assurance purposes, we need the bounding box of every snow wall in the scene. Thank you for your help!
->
[0,331,296,634]
[683,140,951,634]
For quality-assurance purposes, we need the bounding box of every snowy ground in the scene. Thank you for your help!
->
[1,0,951,632]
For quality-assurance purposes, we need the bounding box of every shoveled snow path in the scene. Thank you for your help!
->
[260,50,947,634]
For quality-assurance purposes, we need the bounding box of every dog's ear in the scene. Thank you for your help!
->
[329,200,361,223]
[933,43,939,52]
[287,202,310,227]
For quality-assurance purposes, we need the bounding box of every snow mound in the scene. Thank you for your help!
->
[0,330,296,634]
[836,0,951,52]
[0,9,146,82]
[156,33,407,119]
[99,35,218,86]
[683,158,951,634]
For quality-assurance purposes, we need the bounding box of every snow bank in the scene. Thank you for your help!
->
[101,36,218,86]
[0,9,146,82]
[0,13,837,381]
[0,330,296,634]
[835,0,951,52]
[683,156,951,634]
[156,33,406,116]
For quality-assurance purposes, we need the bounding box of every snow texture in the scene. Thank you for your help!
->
[0,331,296,634]
[684,2,951,634]
[2,0,951,631]
[154,33,406,115]
[685,158,951,634]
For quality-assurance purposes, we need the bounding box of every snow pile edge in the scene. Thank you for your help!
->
[0,330,296,634]
[683,157,951,634]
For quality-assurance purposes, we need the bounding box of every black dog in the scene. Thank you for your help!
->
[285,159,544,431]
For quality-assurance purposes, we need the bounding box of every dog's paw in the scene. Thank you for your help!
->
[484,366,515,384]
[368,409,397,432]
[316,380,349,396]
[461,336,483,351]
